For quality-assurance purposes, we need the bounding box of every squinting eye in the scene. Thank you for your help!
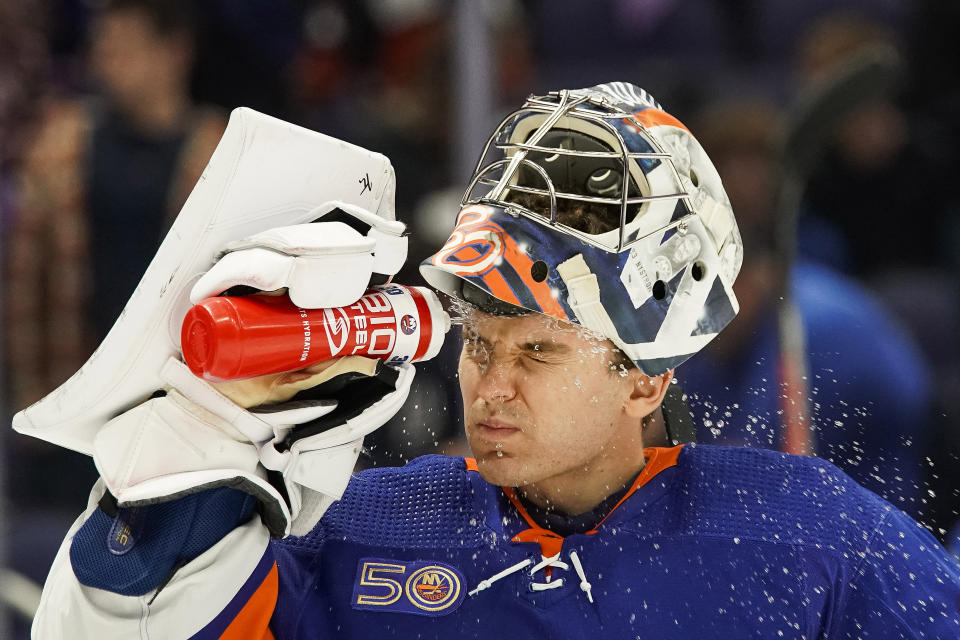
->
[463,339,489,361]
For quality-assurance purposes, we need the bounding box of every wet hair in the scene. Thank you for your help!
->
[504,191,633,235]
[609,347,634,372]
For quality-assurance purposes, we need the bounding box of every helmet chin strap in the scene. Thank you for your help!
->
[660,384,696,445]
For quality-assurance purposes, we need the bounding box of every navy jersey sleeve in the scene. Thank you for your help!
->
[832,507,960,638]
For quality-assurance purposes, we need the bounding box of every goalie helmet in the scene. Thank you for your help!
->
[420,82,743,375]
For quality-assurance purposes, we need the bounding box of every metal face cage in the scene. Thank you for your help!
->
[462,89,697,253]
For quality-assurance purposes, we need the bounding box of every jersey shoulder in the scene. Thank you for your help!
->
[676,444,895,553]
[284,455,490,553]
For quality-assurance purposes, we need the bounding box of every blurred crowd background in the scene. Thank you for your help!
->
[0,0,958,634]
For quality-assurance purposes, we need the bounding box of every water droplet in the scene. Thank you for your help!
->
[496,450,504,458]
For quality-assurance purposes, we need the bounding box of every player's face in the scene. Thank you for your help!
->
[459,312,644,493]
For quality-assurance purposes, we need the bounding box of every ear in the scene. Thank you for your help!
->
[623,370,674,420]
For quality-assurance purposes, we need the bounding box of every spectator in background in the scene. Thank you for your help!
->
[4,0,224,412]
[2,0,225,544]
[0,3,49,192]
[798,12,959,278]
[797,10,960,539]
[678,98,936,524]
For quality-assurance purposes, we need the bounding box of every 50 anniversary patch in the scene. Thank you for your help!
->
[352,558,465,616]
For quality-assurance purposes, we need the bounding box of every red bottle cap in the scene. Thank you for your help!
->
[181,297,244,378]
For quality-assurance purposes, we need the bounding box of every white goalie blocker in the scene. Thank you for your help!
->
[13,107,403,455]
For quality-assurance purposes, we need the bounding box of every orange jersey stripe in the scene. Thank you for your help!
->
[502,488,566,558]
[512,527,564,558]
[503,445,684,555]
[464,457,479,472]
[501,486,540,532]
[586,445,683,533]
[219,562,279,640]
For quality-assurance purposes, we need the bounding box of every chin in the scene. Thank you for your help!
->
[472,451,533,487]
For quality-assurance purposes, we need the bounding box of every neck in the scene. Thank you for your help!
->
[518,438,646,516]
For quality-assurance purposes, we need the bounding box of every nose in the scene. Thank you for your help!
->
[475,357,517,404]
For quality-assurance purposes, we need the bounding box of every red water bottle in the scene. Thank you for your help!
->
[181,284,449,380]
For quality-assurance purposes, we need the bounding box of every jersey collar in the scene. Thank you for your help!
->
[463,445,684,557]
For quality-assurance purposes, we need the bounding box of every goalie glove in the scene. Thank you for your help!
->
[93,356,414,538]
[92,203,416,538]
[253,357,415,536]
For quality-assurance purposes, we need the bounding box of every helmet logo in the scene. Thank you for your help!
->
[431,206,504,275]
[431,205,567,319]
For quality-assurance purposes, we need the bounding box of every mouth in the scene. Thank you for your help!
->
[473,418,522,440]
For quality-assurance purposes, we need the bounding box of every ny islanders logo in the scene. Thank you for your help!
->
[353,559,464,616]
[400,314,417,335]
[407,566,458,609]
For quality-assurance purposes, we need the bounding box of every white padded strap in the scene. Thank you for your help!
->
[93,391,261,490]
[259,438,364,502]
[113,469,290,526]
[222,223,374,256]
[555,254,624,342]
[309,201,408,276]
[190,222,377,309]
[695,192,734,253]
[309,200,406,238]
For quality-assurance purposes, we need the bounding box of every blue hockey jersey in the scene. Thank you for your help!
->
[187,444,960,639]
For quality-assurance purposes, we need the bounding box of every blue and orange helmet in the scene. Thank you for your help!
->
[420,82,743,375]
